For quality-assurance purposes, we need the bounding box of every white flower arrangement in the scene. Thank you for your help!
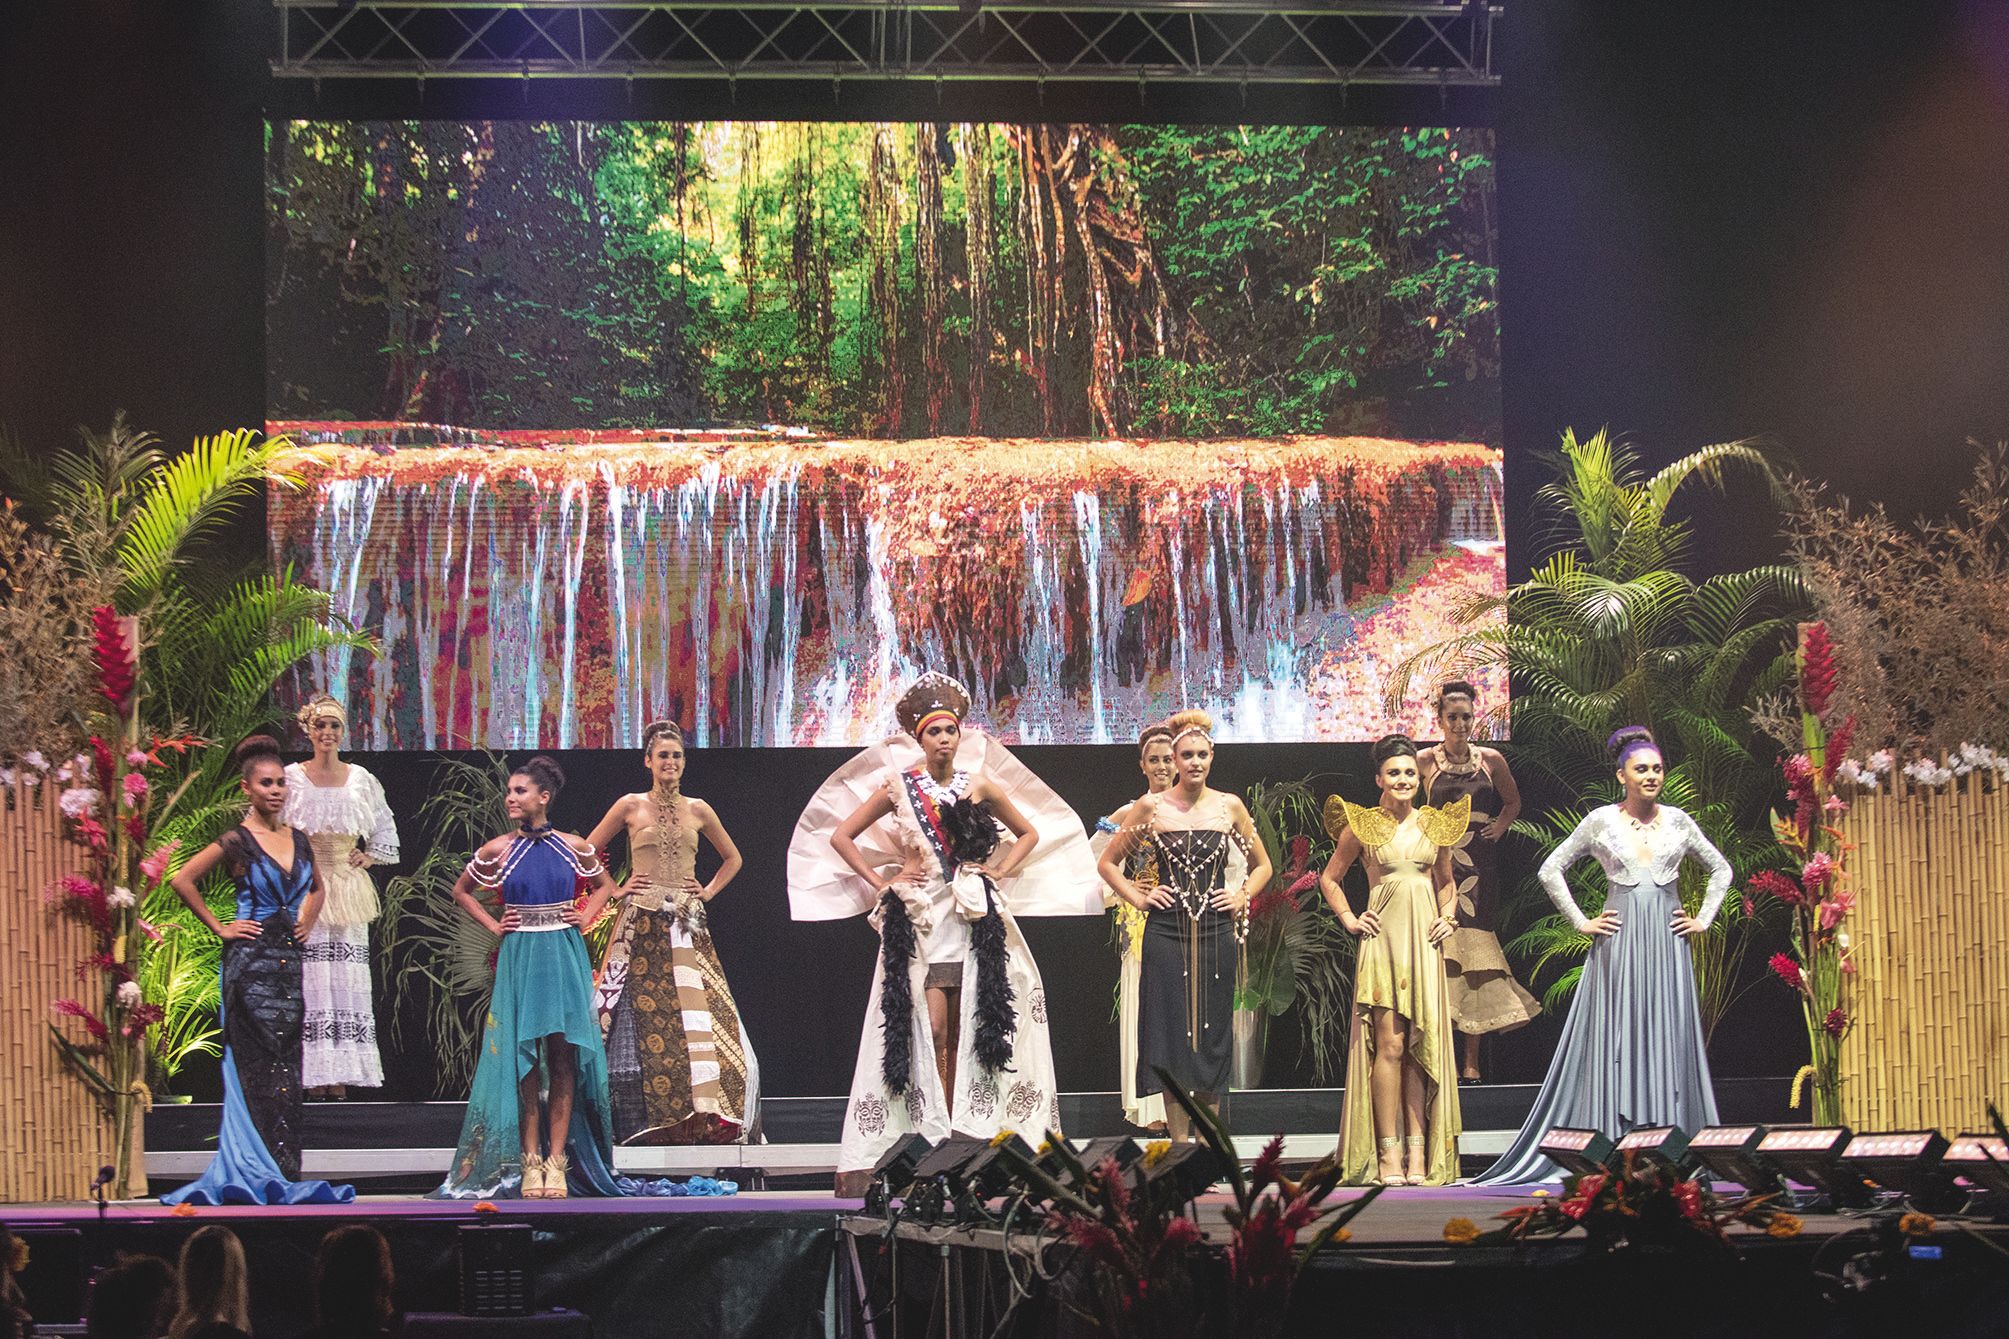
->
[115,980,142,1007]
[106,886,136,910]
[57,786,101,819]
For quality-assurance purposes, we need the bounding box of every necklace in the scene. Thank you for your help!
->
[1433,744,1481,776]
[911,768,971,805]
[650,780,683,811]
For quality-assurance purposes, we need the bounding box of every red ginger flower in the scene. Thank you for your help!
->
[1749,869,1804,907]
[1798,622,1838,720]
[91,607,138,714]
[1672,1180,1703,1221]
[1823,716,1856,783]
[1823,1007,1848,1037]
[1769,953,1805,991]
[52,998,110,1041]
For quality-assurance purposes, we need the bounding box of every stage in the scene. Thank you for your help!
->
[7,1181,2006,1339]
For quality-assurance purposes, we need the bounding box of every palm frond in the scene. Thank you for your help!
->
[116,429,285,606]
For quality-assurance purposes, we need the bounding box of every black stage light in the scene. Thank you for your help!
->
[1127,1141,1225,1204]
[863,1132,934,1215]
[1040,1135,1142,1192]
[1614,1125,1693,1173]
[963,1132,1038,1200]
[1946,1133,2009,1195]
[907,1134,993,1223]
[1840,1130,1959,1213]
[1689,1125,1787,1195]
[1537,1127,1617,1178]
[1757,1126,1869,1209]
[458,1223,534,1317]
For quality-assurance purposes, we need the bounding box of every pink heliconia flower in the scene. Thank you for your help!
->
[139,839,181,885]
[1801,851,1838,893]
[121,771,149,806]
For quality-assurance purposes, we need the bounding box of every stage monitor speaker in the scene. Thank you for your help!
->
[1840,1130,1958,1213]
[1042,1136,1142,1192]
[1756,1126,1869,1209]
[1946,1134,2009,1196]
[1615,1125,1692,1172]
[1127,1141,1224,1204]
[1689,1125,1786,1195]
[458,1223,535,1317]
[1537,1127,1616,1177]
[863,1132,934,1214]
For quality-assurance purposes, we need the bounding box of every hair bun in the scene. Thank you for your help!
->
[1371,733,1419,766]
[1606,726,1657,765]
[516,755,567,796]
[1435,679,1477,707]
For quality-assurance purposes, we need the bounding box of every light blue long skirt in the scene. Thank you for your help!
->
[1473,878,1719,1185]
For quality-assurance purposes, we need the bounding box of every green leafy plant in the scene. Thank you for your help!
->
[0,416,371,1095]
[1234,778,1355,1082]
[377,753,516,1096]
[1387,428,1807,1023]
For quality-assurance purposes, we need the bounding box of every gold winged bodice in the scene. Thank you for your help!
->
[1322,795,1471,869]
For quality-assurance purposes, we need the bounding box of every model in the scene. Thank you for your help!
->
[1322,734,1467,1186]
[788,672,1103,1196]
[282,695,399,1097]
[587,721,760,1144]
[1097,710,1271,1142]
[164,736,352,1205]
[1473,726,1732,1185]
[435,757,623,1199]
[1417,680,1540,1083]
[1090,721,1176,1131]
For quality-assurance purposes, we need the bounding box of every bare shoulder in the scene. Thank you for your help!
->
[475,832,514,860]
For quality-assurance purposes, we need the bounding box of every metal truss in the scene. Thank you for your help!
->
[270,1,1499,89]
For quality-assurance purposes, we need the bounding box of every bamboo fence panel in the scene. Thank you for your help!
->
[0,777,120,1202]
[1838,773,2008,1133]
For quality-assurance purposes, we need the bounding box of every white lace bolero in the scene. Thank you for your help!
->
[1538,804,1732,932]
[281,762,400,864]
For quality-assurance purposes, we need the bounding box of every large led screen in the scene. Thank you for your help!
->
[266,120,1503,747]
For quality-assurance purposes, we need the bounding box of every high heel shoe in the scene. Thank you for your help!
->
[544,1152,571,1199]
[1402,1134,1429,1186]
[520,1153,548,1199]
[1375,1136,1404,1186]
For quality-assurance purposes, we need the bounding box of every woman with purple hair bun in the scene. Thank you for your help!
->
[1472,727,1733,1185]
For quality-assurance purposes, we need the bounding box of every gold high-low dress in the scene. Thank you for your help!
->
[1329,796,1468,1186]
[595,791,760,1144]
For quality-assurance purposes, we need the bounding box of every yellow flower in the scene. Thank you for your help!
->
[171,1202,197,1218]
[990,1129,1018,1148]
[1144,1140,1173,1168]
[1766,1213,1803,1239]
[1332,1227,1353,1245]
[473,1201,499,1215]
[1442,1217,1480,1245]
[1530,1188,1550,1198]
[6,1237,28,1274]
[1898,1211,1936,1238]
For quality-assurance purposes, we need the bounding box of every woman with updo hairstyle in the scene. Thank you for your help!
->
[1473,726,1733,1184]
[586,720,760,1144]
[435,756,626,1198]
[164,737,352,1206]
[1417,679,1541,1083]
[1099,709,1271,1142]
[1321,734,1467,1184]
[1088,720,1183,1131]
[282,694,400,1099]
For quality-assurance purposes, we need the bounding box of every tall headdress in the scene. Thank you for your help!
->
[895,672,971,738]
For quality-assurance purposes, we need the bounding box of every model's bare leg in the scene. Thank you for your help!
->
[1370,1007,1406,1183]
[1402,1040,1430,1182]
[1461,1031,1483,1082]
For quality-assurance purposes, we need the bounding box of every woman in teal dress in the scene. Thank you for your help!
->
[435,756,623,1199]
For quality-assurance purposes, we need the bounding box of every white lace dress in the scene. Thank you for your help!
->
[281,762,399,1088]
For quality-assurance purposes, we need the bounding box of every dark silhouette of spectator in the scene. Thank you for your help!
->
[168,1226,249,1339]
[300,1227,399,1339]
[88,1254,179,1338]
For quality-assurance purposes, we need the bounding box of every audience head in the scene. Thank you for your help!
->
[314,1226,396,1335]
[88,1253,178,1339]
[170,1226,248,1339]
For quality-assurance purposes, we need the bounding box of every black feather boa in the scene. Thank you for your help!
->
[877,888,917,1095]
[968,889,1017,1074]
[938,796,1001,865]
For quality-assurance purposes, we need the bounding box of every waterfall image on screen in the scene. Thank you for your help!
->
[266,120,1503,747]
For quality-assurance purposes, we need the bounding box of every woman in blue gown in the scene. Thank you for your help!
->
[164,735,353,1205]
[1473,727,1732,1185]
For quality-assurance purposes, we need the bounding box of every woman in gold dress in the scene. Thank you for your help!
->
[1320,734,1467,1185]
[586,722,759,1144]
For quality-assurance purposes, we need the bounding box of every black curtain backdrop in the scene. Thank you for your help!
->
[7,0,2009,1099]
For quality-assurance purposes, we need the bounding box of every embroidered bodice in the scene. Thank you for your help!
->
[281,762,399,863]
[219,824,316,921]
[1537,804,1733,932]
[629,792,700,911]
[466,827,605,906]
